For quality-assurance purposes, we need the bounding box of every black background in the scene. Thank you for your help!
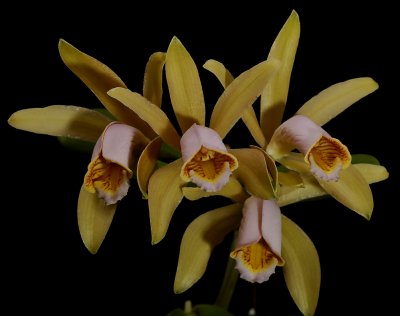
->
[2,1,398,315]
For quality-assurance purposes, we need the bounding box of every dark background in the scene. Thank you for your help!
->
[2,1,398,315]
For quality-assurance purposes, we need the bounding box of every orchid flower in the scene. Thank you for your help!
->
[204,10,387,219]
[173,191,323,316]
[176,10,388,316]
[108,36,280,244]
[267,114,351,182]
[173,159,389,315]
[83,122,148,205]
[7,39,165,253]
[230,197,284,283]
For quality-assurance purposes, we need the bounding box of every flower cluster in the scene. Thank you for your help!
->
[8,10,388,316]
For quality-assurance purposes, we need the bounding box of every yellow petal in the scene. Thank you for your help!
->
[58,39,155,138]
[261,10,300,142]
[182,177,249,203]
[165,37,205,133]
[107,87,181,151]
[278,174,325,207]
[282,215,320,316]
[203,59,234,87]
[296,77,378,126]
[278,164,389,207]
[143,52,166,107]
[148,159,185,244]
[137,137,163,198]
[210,59,280,139]
[8,105,111,142]
[174,203,242,293]
[203,59,266,148]
[77,184,117,254]
[229,148,275,199]
[254,146,280,196]
[317,164,373,219]
[278,152,310,173]
[242,109,268,148]
[353,163,389,183]
[278,170,303,187]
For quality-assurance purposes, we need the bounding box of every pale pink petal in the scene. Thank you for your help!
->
[267,115,330,159]
[102,122,149,169]
[180,123,228,162]
[90,133,103,160]
[261,199,282,256]
[235,196,263,247]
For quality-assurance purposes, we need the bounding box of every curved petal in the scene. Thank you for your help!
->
[180,124,238,192]
[209,59,280,139]
[231,197,283,283]
[278,152,310,173]
[261,10,300,142]
[174,203,242,294]
[282,215,320,316]
[108,87,181,151]
[143,52,166,107]
[229,148,275,199]
[307,135,351,181]
[268,115,351,181]
[296,77,379,126]
[261,199,282,256]
[267,115,330,159]
[180,124,229,161]
[278,164,389,207]
[165,36,205,133]
[58,39,155,138]
[253,146,280,196]
[182,177,249,203]
[77,184,117,254]
[101,122,149,168]
[235,197,263,247]
[317,164,374,219]
[8,105,111,142]
[148,159,185,244]
[278,170,303,187]
[203,59,234,87]
[353,163,389,183]
[278,174,325,207]
[203,60,267,148]
[137,137,163,198]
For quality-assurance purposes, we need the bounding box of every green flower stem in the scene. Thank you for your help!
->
[215,231,239,310]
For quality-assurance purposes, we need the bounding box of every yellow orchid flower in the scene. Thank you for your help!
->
[183,10,388,316]
[175,162,389,314]
[174,157,390,315]
[204,9,386,220]
[108,36,280,244]
[267,114,351,182]
[173,193,321,316]
[7,39,165,253]
[83,122,148,205]
[230,197,285,283]
[180,123,238,192]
